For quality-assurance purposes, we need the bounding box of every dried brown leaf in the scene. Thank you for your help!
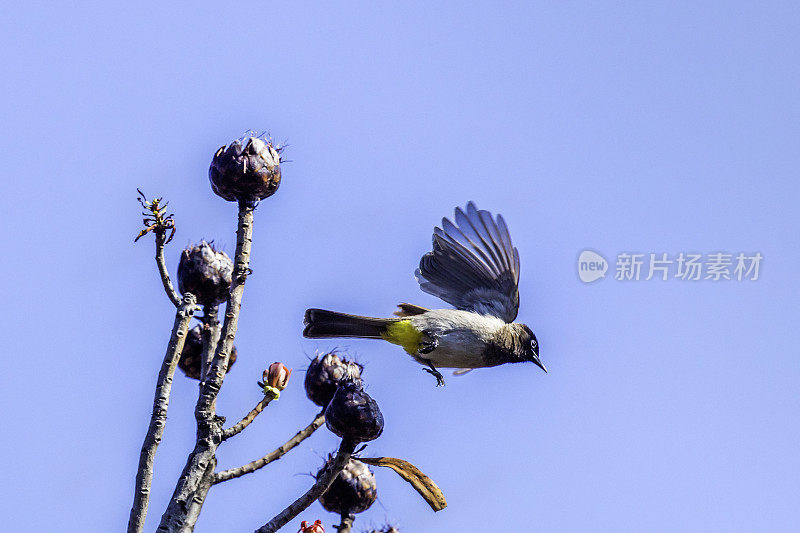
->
[360,456,447,512]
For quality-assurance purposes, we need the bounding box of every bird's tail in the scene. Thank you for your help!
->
[303,308,398,339]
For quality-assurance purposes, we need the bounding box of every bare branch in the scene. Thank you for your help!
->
[184,458,216,532]
[199,304,221,383]
[135,189,181,307]
[221,396,273,441]
[128,293,197,533]
[199,200,255,416]
[255,439,357,533]
[157,200,257,532]
[155,230,182,307]
[214,410,326,484]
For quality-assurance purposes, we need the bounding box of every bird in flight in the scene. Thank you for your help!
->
[304,202,545,386]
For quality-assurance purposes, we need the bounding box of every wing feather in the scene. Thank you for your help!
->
[415,202,521,322]
[441,218,498,276]
[461,204,505,274]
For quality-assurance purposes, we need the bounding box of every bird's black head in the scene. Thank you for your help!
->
[520,324,546,373]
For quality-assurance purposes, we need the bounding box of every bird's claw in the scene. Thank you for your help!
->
[422,359,445,387]
[424,367,445,387]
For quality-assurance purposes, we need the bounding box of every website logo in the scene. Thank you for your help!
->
[577,250,608,283]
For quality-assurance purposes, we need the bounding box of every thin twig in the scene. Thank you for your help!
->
[255,439,357,533]
[157,200,256,532]
[135,189,181,307]
[128,293,197,533]
[221,396,274,441]
[155,230,182,307]
[214,411,326,484]
[338,513,354,533]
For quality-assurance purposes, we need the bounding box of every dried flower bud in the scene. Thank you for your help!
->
[178,325,237,379]
[318,458,377,517]
[325,379,383,443]
[304,352,363,408]
[177,241,233,306]
[209,134,282,203]
[298,520,324,533]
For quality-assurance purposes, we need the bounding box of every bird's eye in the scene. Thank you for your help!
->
[531,339,538,349]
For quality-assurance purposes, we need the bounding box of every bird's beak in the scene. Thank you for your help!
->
[532,354,547,373]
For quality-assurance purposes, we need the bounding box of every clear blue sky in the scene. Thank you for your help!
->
[2,2,799,532]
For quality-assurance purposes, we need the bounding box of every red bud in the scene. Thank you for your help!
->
[264,362,292,391]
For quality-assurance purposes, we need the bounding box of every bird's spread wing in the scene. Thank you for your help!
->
[415,202,520,322]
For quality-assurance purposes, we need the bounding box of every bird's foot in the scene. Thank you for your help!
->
[422,359,445,387]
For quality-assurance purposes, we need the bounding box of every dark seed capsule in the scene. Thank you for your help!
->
[304,352,362,408]
[177,241,233,306]
[325,379,383,443]
[178,325,237,380]
[318,457,377,516]
[209,135,282,203]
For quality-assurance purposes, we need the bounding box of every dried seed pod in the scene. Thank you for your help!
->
[177,241,233,306]
[318,458,377,517]
[209,134,282,203]
[304,352,362,408]
[177,325,237,380]
[325,378,383,443]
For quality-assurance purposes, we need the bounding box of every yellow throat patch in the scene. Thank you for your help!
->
[381,320,423,355]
